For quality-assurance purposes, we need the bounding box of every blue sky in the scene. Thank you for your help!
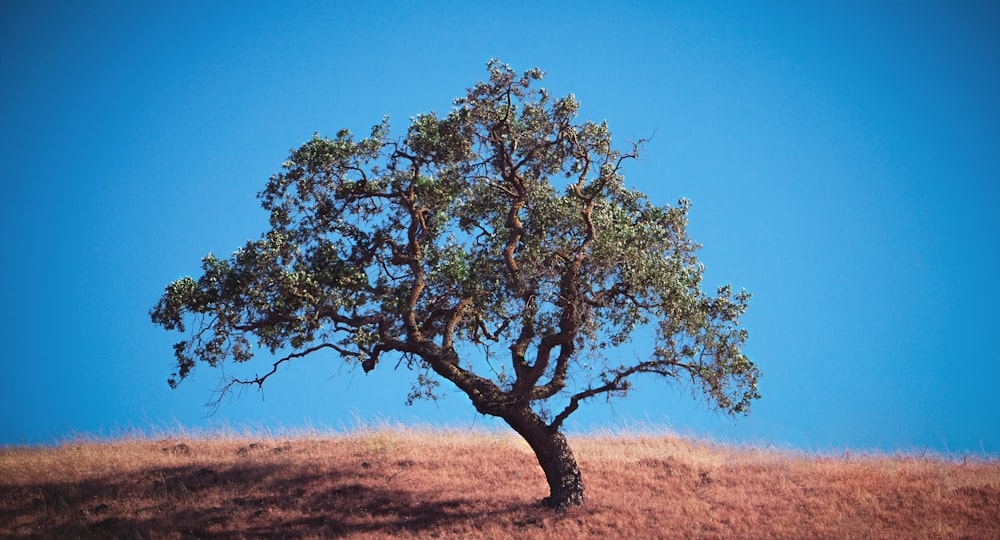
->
[2,1,998,453]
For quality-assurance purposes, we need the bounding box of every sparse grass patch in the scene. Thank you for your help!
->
[1,429,997,538]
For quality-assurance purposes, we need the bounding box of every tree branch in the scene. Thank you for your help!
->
[442,297,472,350]
[548,358,694,430]
[231,342,339,390]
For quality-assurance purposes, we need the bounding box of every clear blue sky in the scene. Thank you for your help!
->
[2,1,998,453]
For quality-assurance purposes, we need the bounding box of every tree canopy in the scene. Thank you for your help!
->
[151,60,760,507]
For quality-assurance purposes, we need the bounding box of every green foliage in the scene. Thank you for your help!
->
[151,59,760,423]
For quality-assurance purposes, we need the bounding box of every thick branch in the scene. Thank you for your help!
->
[442,297,472,350]
[400,168,427,338]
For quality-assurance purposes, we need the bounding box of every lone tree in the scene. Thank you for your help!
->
[151,60,760,508]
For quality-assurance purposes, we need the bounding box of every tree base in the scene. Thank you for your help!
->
[541,490,586,510]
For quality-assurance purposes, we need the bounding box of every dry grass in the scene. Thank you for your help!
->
[1,428,997,539]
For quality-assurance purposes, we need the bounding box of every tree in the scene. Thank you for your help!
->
[151,60,760,509]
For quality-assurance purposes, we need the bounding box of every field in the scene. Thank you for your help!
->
[1,428,998,539]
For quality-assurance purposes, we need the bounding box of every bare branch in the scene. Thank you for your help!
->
[231,343,340,390]
[549,358,694,430]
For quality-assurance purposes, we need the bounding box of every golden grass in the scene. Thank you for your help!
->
[1,428,997,539]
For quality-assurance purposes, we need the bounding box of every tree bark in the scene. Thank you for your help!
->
[503,407,585,509]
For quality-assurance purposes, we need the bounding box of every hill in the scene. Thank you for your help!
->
[2,429,997,538]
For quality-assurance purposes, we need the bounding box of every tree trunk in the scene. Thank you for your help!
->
[503,407,585,509]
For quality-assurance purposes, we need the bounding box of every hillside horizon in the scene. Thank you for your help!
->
[3,427,997,538]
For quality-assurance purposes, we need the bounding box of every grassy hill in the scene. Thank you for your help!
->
[2,428,997,538]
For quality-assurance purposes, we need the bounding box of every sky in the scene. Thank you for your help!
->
[2,1,998,453]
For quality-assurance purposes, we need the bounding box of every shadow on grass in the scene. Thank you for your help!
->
[1,456,541,538]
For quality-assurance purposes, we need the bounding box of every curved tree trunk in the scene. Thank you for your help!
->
[503,407,585,509]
